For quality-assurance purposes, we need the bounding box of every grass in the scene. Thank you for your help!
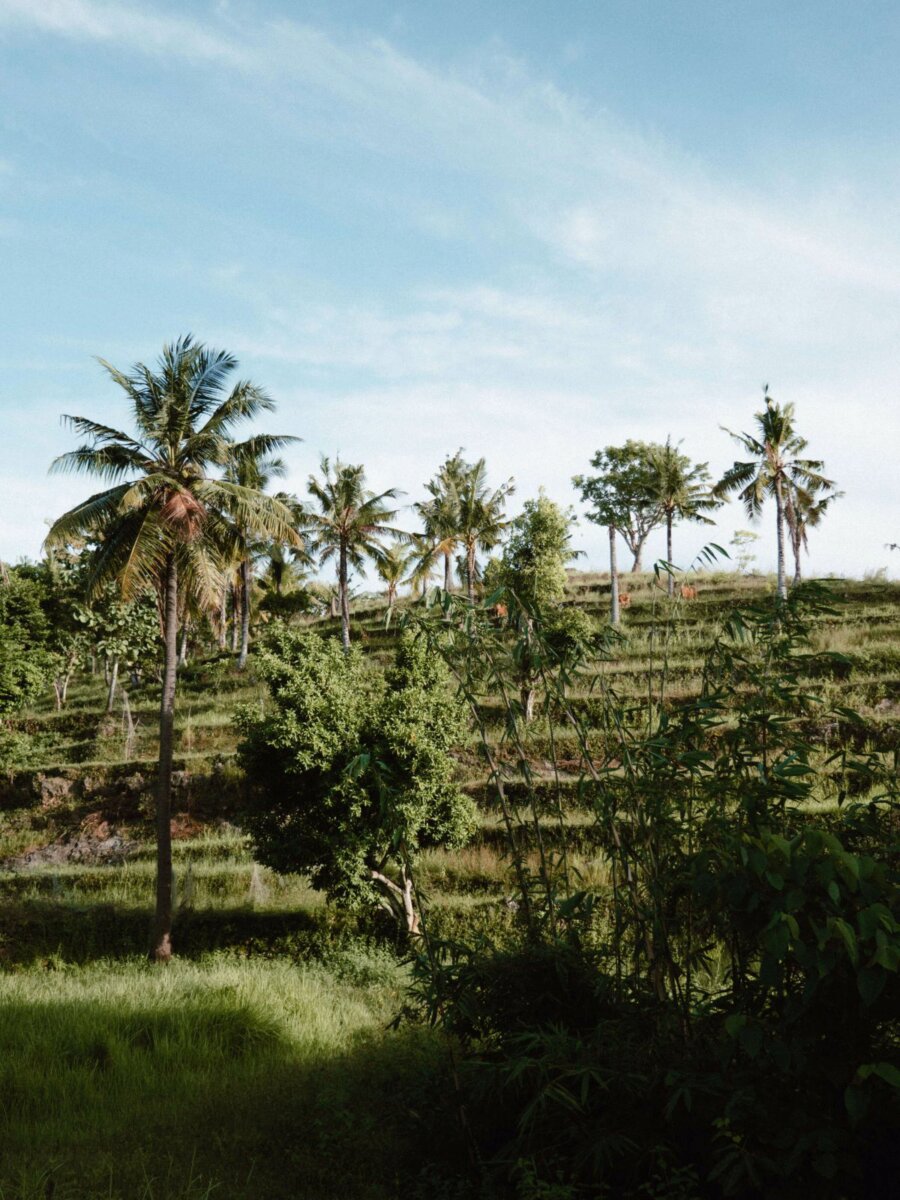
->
[0,953,461,1200]
[0,571,897,1197]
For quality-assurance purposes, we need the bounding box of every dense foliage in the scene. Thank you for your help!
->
[238,628,476,932]
[404,584,899,1198]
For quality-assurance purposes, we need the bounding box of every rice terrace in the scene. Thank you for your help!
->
[1,3,898,1199]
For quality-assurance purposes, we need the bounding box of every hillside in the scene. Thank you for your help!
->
[2,570,897,965]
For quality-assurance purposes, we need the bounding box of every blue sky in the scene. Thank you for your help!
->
[1,0,899,580]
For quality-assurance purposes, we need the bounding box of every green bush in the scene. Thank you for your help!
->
[238,628,477,933]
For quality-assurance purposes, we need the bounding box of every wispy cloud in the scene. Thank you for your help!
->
[0,0,253,66]
[2,1,898,576]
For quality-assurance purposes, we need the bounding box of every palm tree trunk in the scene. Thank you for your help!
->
[443,550,452,593]
[792,538,802,587]
[666,510,674,597]
[178,624,189,668]
[238,558,251,670]
[231,583,240,654]
[106,658,119,714]
[218,585,227,651]
[152,554,177,964]
[339,544,351,651]
[774,478,787,599]
[466,543,476,604]
[609,525,620,626]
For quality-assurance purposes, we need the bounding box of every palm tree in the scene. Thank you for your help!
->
[715,389,831,599]
[784,483,842,586]
[302,457,404,650]
[376,543,413,610]
[455,457,515,603]
[405,534,442,599]
[258,509,310,596]
[646,439,721,596]
[414,451,466,592]
[224,439,299,669]
[45,336,300,962]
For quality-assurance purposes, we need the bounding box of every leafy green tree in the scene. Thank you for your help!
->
[494,493,581,720]
[715,389,833,599]
[574,443,648,624]
[499,492,574,610]
[45,335,299,962]
[455,456,515,603]
[645,439,721,595]
[574,442,663,578]
[0,570,55,717]
[302,457,404,651]
[238,629,475,934]
[73,583,160,712]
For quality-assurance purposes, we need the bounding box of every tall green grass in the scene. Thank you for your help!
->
[0,954,457,1200]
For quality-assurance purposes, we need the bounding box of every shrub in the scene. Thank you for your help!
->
[238,628,476,935]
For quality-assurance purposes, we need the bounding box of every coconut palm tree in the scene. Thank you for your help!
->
[302,457,404,650]
[45,335,300,962]
[646,439,721,595]
[454,457,515,603]
[414,451,466,592]
[224,439,299,669]
[784,483,842,586]
[376,542,413,610]
[715,389,831,599]
[405,534,442,599]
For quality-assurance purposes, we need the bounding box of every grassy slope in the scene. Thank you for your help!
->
[0,953,455,1199]
[0,572,897,1197]
[1,572,898,960]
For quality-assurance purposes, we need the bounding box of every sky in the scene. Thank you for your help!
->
[1,0,899,582]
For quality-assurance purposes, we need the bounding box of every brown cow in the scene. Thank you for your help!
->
[618,592,631,608]
[679,584,698,601]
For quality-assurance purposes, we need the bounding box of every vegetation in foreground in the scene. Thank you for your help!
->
[0,952,460,1200]
[2,574,897,1198]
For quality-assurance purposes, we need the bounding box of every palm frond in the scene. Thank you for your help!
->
[44,484,133,548]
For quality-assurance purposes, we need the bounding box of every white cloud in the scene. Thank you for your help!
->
[2,1,898,578]
[0,0,253,66]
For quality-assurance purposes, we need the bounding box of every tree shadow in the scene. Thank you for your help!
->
[0,901,367,967]
[0,994,472,1199]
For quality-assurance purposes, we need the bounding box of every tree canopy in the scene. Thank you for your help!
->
[573,440,663,573]
[238,628,476,934]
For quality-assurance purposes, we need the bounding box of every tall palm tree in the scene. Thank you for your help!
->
[715,389,831,599]
[646,439,721,596]
[224,439,299,669]
[45,336,300,962]
[414,451,466,592]
[784,483,842,586]
[455,457,515,603]
[302,456,404,650]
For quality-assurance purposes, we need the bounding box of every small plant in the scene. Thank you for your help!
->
[729,529,759,574]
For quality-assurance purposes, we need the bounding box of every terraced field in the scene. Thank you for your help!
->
[2,571,897,966]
